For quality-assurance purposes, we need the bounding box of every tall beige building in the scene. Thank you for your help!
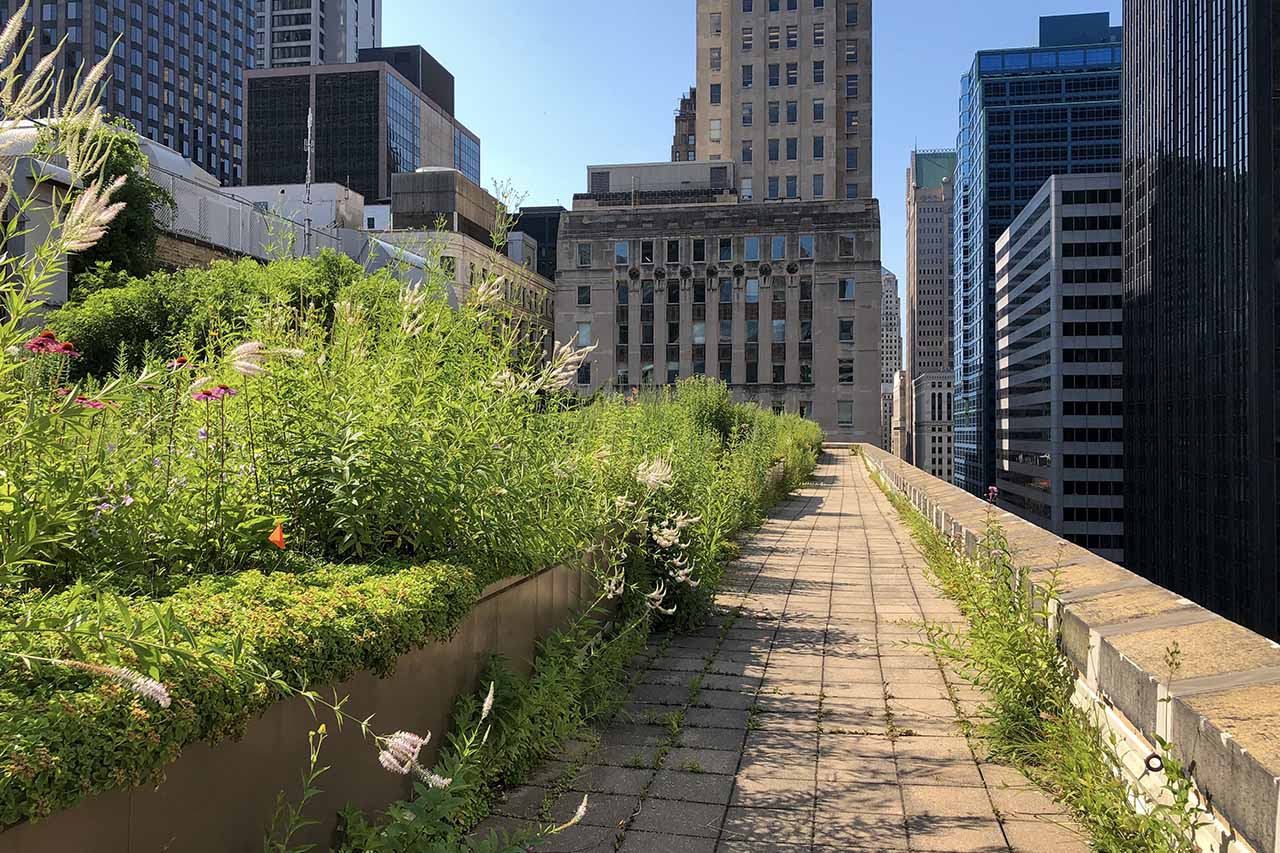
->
[696,0,872,202]
[902,149,956,476]
[880,267,901,449]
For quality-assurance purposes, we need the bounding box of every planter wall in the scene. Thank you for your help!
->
[0,564,591,853]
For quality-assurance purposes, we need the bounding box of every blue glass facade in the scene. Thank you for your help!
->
[952,15,1122,496]
[454,125,481,186]
[387,73,421,180]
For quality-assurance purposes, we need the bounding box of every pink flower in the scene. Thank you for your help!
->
[23,330,59,353]
[166,356,192,371]
[75,397,106,410]
[210,384,238,400]
[192,388,217,402]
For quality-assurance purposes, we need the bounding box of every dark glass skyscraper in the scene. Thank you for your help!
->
[4,0,253,186]
[953,13,1122,496]
[1123,0,1278,639]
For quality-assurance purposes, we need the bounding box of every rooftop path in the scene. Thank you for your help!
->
[472,451,1089,852]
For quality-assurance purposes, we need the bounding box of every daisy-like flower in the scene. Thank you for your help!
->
[192,388,218,403]
[56,341,82,358]
[54,659,171,708]
[23,329,59,354]
[166,356,192,371]
[635,458,674,491]
[210,384,238,400]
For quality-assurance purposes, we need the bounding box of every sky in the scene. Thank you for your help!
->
[394,0,1122,308]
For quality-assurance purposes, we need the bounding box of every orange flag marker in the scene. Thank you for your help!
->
[269,522,286,550]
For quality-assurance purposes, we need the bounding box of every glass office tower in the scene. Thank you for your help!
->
[952,13,1121,496]
[3,0,253,186]
[1124,0,1278,640]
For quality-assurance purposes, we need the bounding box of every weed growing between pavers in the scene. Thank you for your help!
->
[866,461,1210,853]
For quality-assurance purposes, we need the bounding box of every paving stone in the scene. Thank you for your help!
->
[678,726,744,752]
[682,706,750,729]
[575,764,653,795]
[721,806,814,845]
[694,688,756,710]
[629,799,726,838]
[1003,817,1091,852]
[812,811,910,850]
[491,784,550,820]
[618,830,718,852]
[535,823,619,852]
[547,790,639,829]
[649,769,737,805]
[663,746,740,775]
[730,772,816,809]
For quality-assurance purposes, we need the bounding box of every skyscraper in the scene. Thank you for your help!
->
[2,0,253,185]
[880,267,901,450]
[904,149,956,472]
[995,174,1125,564]
[672,87,697,162]
[953,13,1122,497]
[245,48,480,203]
[695,0,872,202]
[253,0,379,69]
[1124,0,1278,639]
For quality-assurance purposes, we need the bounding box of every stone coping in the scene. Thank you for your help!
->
[859,443,1280,853]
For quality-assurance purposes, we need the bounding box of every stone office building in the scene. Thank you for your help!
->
[558,164,882,443]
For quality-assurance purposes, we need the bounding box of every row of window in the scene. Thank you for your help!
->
[581,277,856,307]
[710,2,858,35]
[576,233,859,267]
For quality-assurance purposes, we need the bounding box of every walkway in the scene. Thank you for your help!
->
[473,451,1087,852]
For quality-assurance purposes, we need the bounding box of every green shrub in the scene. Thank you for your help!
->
[0,559,478,829]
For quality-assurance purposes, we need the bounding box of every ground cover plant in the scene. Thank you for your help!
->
[867,462,1209,853]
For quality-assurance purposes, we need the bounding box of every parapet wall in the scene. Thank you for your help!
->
[860,444,1280,853]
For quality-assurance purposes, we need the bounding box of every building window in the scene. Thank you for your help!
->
[615,241,629,266]
[577,321,593,347]
[693,239,706,262]
[578,286,592,306]
[786,25,798,49]
[719,238,733,261]
[839,359,855,383]
[839,232,857,256]
[768,176,780,199]
[838,401,854,426]
[742,139,753,162]
[845,147,859,170]
[768,138,780,160]
[845,39,858,62]
[813,174,824,198]
[768,26,780,50]
[742,177,754,199]
[693,321,707,344]
[786,100,798,123]
[710,47,722,71]
[786,175,798,198]
[813,98,825,122]
[710,83,721,105]
[771,235,786,260]
[846,110,860,130]
[814,23,825,46]
[839,318,854,341]
[709,118,722,142]
[846,182,859,199]
[772,399,785,414]
[839,278,855,299]
[710,12,722,34]
[845,74,859,98]
[577,362,591,386]
[773,318,786,342]
[786,137,798,160]
[743,28,753,50]
[743,103,754,126]
[813,60,824,84]
[814,136,825,159]
[786,62,798,85]
[745,237,761,261]
[768,63,780,86]
[641,241,655,264]
[742,64,754,87]
[666,240,681,263]
[746,279,760,303]
[800,362,813,384]
[845,3,858,25]
[720,280,733,303]
[769,101,780,124]
[799,235,814,258]
[743,0,753,9]
[800,400,813,419]
[617,282,630,304]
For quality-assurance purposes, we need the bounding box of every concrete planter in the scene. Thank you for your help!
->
[0,563,591,853]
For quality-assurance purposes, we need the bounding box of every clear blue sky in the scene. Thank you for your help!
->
[393,0,1122,304]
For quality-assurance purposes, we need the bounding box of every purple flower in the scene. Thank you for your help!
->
[121,494,134,507]
[210,384,238,400]
[197,427,209,440]
[192,389,217,403]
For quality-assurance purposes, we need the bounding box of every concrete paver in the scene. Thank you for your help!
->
[471,452,1090,852]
